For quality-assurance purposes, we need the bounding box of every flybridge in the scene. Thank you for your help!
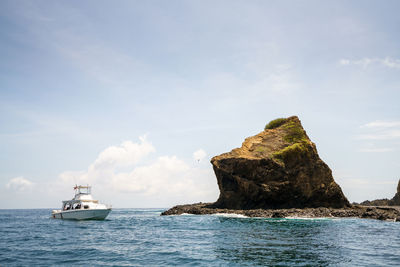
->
[74,185,91,195]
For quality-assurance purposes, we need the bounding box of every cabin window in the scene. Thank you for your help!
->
[84,205,89,209]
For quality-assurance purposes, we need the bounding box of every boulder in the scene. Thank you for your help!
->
[210,116,350,209]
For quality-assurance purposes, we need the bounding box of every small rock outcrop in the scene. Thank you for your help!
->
[210,116,350,209]
[361,179,400,206]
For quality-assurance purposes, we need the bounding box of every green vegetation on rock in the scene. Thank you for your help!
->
[272,141,310,163]
[265,117,310,164]
[264,118,287,130]
[255,146,266,153]
[283,121,307,144]
[263,116,310,164]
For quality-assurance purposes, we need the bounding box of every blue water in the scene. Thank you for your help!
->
[0,209,399,266]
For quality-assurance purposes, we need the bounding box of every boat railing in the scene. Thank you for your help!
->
[74,185,91,195]
[81,199,99,203]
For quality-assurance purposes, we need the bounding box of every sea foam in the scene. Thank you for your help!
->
[212,213,249,218]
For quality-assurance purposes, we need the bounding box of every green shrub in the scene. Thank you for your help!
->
[264,118,287,130]
[272,142,309,162]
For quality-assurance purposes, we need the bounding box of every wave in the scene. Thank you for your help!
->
[283,216,337,220]
[212,213,249,218]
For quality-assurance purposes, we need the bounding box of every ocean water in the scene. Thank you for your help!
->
[1,209,400,266]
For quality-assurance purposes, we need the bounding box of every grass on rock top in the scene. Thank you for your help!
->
[264,117,311,164]
[272,142,310,163]
[282,121,308,144]
[264,117,308,144]
[264,118,287,130]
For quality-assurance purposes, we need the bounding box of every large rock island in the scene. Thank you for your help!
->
[162,116,400,221]
[210,116,349,209]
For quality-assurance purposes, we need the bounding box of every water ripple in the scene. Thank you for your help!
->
[0,209,400,266]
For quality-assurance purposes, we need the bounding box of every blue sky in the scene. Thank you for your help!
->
[1,0,400,208]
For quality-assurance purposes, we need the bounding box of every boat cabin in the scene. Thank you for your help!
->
[61,185,99,211]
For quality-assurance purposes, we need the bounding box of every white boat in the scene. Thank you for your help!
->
[52,185,111,220]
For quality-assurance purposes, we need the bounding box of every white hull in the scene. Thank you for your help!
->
[52,208,111,220]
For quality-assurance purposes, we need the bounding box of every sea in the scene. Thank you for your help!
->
[0,209,399,266]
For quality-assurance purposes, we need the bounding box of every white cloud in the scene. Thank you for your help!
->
[357,120,400,153]
[362,121,400,128]
[193,149,207,162]
[6,177,34,191]
[359,147,394,153]
[340,57,400,69]
[339,59,350,65]
[381,57,400,68]
[358,130,400,140]
[57,137,218,206]
[91,136,155,170]
[358,120,400,141]
[111,156,190,194]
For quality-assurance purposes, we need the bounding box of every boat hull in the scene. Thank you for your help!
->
[52,208,111,220]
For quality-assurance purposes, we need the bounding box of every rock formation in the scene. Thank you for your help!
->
[161,116,400,221]
[360,179,400,206]
[210,116,350,209]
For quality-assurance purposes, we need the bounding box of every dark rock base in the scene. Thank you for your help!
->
[161,203,400,222]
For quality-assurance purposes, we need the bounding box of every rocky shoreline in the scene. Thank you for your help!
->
[161,203,400,222]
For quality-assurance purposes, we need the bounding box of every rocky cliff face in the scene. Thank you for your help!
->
[210,116,350,209]
[392,180,400,205]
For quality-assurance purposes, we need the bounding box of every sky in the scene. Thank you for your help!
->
[1,0,399,208]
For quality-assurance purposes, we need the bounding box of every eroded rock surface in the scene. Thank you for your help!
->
[210,116,349,209]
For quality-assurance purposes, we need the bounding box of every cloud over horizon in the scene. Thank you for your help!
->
[357,120,400,153]
[340,57,400,69]
[57,137,218,207]
[359,120,400,141]
[91,136,155,170]
[193,149,207,162]
[6,177,35,192]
